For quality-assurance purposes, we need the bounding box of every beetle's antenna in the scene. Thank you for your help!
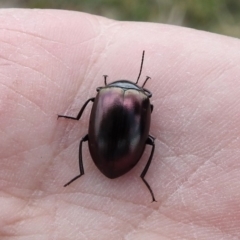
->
[142,76,151,88]
[136,51,145,85]
[103,75,108,85]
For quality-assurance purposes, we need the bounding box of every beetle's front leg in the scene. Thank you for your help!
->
[58,97,94,121]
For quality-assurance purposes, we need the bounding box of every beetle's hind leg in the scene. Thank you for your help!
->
[140,135,156,202]
[64,134,89,187]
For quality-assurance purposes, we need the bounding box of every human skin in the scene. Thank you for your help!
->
[0,8,240,240]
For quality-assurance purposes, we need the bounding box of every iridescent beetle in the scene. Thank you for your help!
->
[58,51,156,201]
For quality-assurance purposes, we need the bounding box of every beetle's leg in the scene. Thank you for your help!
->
[140,135,156,202]
[150,104,153,112]
[64,134,89,187]
[58,98,94,120]
[149,134,155,139]
[142,76,151,88]
[103,75,108,85]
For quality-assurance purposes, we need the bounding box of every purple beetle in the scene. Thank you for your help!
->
[58,51,156,202]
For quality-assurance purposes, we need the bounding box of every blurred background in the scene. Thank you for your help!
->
[1,0,240,38]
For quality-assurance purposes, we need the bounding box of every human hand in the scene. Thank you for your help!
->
[1,9,240,240]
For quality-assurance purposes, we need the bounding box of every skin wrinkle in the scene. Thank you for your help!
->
[61,180,146,207]
[151,84,199,127]
[135,208,237,240]
[102,22,123,52]
[177,103,240,157]
[52,203,123,239]
[180,103,201,133]
[188,162,223,190]
[157,157,181,184]
[1,198,51,237]
[178,79,227,127]
[1,141,53,163]
[199,118,240,158]
[212,62,237,82]
[141,141,209,206]
[155,178,239,237]
[0,128,18,147]
[88,27,122,86]
[84,22,140,90]
[0,39,20,49]
[1,43,27,65]
[0,53,60,94]
[55,121,85,149]
[156,132,204,163]
[2,201,32,228]
[172,89,216,137]
[74,184,156,236]
[195,60,220,82]
[71,194,152,225]
[33,41,71,72]
[37,154,61,191]
[125,211,178,239]
[0,132,27,161]
[159,155,214,207]
[54,104,91,159]
[154,137,177,157]
[206,135,240,163]
[48,198,59,240]
[0,26,98,48]
[0,22,95,105]
[0,27,68,45]
[83,11,103,36]
[62,198,136,231]
[61,191,152,214]
[33,160,55,191]
[66,14,104,89]
[81,40,102,91]
[61,181,156,211]
[1,194,26,224]
[2,188,46,203]
[65,41,101,106]
[52,131,76,162]
[0,81,48,117]
[4,144,53,197]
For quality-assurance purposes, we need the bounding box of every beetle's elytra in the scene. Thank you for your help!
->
[58,51,156,202]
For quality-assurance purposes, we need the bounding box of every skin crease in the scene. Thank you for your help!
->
[0,8,240,240]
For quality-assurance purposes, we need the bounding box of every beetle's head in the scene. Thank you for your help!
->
[97,51,152,97]
[96,80,152,98]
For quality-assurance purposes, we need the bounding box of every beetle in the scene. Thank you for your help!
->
[58,51,156,202]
